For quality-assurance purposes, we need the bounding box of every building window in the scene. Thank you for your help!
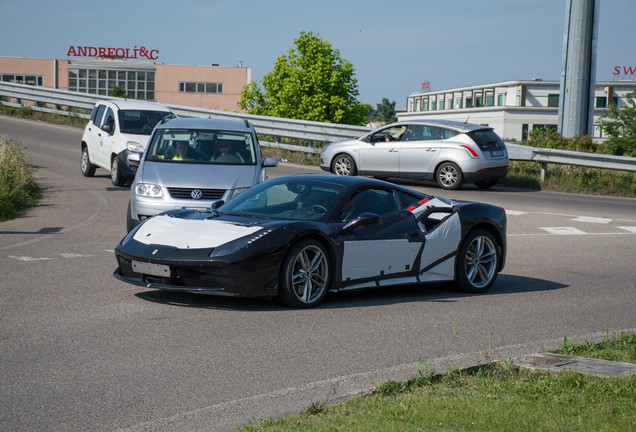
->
[466,97,472,108]
[486,95,494,106]
[438,100,444,110]
[68,67,155,100]
[595,96,607,108]
[475,96,483,107]
[522,124,529,141]
[456,98,462,109]
[179,81,224,94]
[1,74,43,86]
[415,99,420,111]
[422,100,428,111]
[547,94,559,107]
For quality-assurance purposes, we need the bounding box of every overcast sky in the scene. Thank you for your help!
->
[2,0,634,107]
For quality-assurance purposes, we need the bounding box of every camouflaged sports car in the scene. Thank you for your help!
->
[114,174,506,308]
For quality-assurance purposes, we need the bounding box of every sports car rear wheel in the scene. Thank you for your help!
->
[278,239,331,308]
[455,229,499,293]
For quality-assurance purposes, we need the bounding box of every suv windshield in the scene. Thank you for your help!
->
[146,128,257,165]
[118,110,170,135]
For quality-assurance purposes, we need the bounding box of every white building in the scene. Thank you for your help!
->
[399,80,636,141]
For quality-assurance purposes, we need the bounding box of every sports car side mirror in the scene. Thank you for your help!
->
[343,212,380,231]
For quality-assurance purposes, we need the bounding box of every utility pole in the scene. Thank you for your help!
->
[558,0,600,138]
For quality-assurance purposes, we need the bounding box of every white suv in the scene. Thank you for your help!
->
[80,100,174,186]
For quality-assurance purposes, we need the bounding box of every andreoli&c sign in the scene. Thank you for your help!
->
[67,45,159,60]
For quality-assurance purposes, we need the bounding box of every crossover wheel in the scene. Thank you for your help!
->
[332,154,357,176]
[436,162,464,190]
[455,229,499,293]
[111,156,126,186]
[81,147,96,177]
[278,239,331,308]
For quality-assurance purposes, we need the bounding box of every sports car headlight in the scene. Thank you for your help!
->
[127,141,144,153]
[231,187,249,199]
[135,183,163,198]
[209,227,274,257]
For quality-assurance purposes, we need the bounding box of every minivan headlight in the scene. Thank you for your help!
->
[135,183,163,198]
[231,187,249,199]
[127,141,144,153]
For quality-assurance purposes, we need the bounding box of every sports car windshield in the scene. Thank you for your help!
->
[221,178,346,221]
[145,128,257,165]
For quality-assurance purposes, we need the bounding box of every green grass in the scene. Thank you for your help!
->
[553,332,636,363]
[238,333,636,431]
[0,137,42,221]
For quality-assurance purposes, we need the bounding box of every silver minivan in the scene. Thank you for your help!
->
[127,117,278,231]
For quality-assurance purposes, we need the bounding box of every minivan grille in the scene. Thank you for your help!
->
[167,188,226,200]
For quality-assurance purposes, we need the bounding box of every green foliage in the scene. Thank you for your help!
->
[239,31,367,125]
[527,129,603,153]
[373,98,398,123]
[597,90,636,157]
[554,332,636,363]
[110,85,127,98]
[0,138,42,221]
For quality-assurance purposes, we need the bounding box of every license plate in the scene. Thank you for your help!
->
[491,150,503,157]
[132,260,171,277]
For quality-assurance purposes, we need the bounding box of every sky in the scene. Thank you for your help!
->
[1,0,635,107]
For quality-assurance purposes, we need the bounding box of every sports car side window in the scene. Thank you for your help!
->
[341,188,401,221]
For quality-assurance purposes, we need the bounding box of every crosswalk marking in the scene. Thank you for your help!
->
[617,226,636,234]
[540,227,587,235]
[572,216,612,224]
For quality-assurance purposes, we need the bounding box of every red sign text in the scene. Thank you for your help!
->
[67,46,159,61]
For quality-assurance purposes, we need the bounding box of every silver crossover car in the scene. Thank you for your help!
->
[127,117,278,231]
[320,120,508,190]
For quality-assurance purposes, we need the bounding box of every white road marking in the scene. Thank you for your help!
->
[59,253,95,258]
[540,227,587,235]
[504,209,526,216]
[572,216,612,224]
[617,226,636,234]
[8,256,53,261]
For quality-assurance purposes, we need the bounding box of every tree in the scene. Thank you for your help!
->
[239,31,367,125]
[373,98,397,123]
[110,85,127,98]
[597,90,636,157]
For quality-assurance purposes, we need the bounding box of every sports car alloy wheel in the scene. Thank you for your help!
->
[332,154,357,176]
[279,240,330,307]
[436,162,464,190]
[455,229,499,293]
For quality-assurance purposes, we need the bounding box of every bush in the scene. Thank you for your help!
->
[0,138,42,221]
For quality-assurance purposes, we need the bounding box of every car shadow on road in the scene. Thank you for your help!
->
[133,274,568,311]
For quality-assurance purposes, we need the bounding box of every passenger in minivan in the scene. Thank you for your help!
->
[213,140,244,163]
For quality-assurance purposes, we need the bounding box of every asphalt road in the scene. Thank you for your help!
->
[1,115,635,431]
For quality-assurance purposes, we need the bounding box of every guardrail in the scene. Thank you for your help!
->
[2,82,635,176]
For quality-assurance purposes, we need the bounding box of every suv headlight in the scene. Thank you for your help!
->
[135,183,163,198]
[127,141,144,152]
[231,187,249,199]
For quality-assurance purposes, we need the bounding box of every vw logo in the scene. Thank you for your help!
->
[191,189,203,200]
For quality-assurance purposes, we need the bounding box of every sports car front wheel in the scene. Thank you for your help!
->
[278,239,331,308]
[455,229,499,293]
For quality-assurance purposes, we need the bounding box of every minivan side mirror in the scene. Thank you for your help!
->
[262,157,279,167]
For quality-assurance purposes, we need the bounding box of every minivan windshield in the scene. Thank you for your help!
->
[145,128,257,165]
[118,110,170,135]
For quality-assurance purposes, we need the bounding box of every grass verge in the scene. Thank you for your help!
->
[238,333,635,431]
[0,137,42,221]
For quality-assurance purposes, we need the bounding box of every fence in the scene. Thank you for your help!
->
[2,81,635,176]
